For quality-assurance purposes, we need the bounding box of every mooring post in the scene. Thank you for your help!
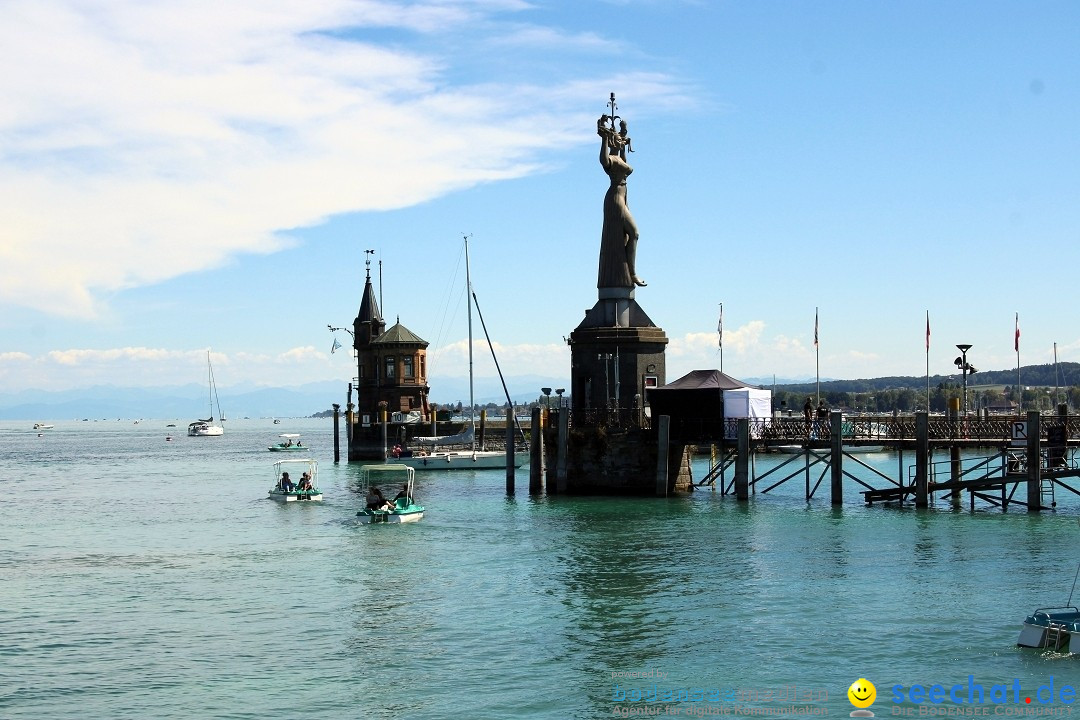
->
[529,406,543,494]
[505,403,515,495]
[332,403,341,463]
[735,418,749,501]
[915,412,928,508]
[656,415,671,496]
[1026,410,1041,511]
[380,407,388,461]
[830,410,843,506]
[556,407,569,493]
[950,442,962,508]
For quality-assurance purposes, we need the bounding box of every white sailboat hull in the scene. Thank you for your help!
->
[387,451,525,470]
[188,423,223,436]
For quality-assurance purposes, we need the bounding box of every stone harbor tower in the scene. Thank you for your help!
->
[346,255,458,461]
[556,95,688,494]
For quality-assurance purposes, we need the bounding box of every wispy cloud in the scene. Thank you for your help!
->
[0,0,691,319]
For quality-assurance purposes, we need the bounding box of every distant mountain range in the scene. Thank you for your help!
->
[0,375,570,420]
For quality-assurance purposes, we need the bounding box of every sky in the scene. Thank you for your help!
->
[2,0,1079,400]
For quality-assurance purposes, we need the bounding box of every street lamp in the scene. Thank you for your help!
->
[554,388,565,408]
[598,353,613,409]
[541,387,552,409]
[954,344,977,417]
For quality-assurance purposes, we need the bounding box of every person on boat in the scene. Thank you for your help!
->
[279,472,294,492]
[393,484,412,505]
[298,472,313,492]
[391,444,402,459]
[366,487,393,511]
[285,438,293,447]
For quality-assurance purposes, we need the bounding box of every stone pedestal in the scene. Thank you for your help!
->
[557,290,684,494]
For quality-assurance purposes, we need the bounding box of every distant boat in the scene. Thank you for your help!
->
[33,423,54,430]
[268,434,306,452]
[188,351,225,437]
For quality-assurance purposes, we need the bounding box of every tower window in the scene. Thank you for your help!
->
[403,356,414,379]
[385,356,395,379]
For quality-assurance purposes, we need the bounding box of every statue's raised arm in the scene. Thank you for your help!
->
[596,97,645,289]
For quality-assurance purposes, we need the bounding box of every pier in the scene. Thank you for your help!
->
[540,407,1080,511]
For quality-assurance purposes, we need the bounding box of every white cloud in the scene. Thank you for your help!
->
[0,0,691,319]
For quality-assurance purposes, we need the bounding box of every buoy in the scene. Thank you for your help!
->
[166,436,172,441]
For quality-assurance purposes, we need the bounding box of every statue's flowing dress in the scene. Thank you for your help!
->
[597,154,635,289]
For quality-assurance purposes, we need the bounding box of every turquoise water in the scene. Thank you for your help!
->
[3,419,1079,719]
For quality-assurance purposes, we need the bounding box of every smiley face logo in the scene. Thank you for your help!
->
[847,678,876,709]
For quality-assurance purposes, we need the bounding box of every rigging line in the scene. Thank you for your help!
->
[471,289,528,444]
[426,244,466,378]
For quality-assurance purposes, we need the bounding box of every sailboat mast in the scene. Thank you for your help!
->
[465,236,476,452]
[207,350,214,420]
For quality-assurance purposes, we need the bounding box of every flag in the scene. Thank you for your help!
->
[331,338,342,354]
[717,303,723,349]
[814,308,819,348]
[1015,313,1020,352]
[926,312,930,351]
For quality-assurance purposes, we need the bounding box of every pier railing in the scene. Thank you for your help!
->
[562,412,1077,446]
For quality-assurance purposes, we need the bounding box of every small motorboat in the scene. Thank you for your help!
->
[1018,562,1080,652]
[33,423,54,430]
[1017,607,1080,651]
[268,458,322,502]
[356,464,424,524]
[268,433,306,452]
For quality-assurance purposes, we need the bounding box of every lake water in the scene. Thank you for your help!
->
[3,419,1079,719]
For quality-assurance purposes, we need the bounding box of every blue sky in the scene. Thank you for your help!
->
[2,0,1078,398]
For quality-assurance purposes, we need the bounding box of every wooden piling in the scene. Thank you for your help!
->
[556,408,568,493]
[735,418,749,501]
[656,415,670,497]
[915,412,928,508]
[332,403,340,463]
[950,446,962,508]
[529,407,543,494]
[1026,410,1041,511]
[830,410,843,506]
[505,404,515,495]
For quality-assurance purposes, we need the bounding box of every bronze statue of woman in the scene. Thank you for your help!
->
[597,115,646,289]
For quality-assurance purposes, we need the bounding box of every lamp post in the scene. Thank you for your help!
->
[954,344,976,417]
[554,388,565,408]
[598,353,613,410]
[541,387,552,409]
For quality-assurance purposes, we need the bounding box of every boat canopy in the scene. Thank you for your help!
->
[412,425,475,447]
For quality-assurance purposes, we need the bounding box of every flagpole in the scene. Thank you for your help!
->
[925,311,930,412]
[814,307,820,405]
[1015,312,1021,415]
[718,303,723,374]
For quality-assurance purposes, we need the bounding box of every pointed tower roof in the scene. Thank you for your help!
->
[356,267,382,324]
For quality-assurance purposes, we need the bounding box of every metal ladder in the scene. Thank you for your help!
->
[1045,623,1068,650]
[1041,478,1057,510]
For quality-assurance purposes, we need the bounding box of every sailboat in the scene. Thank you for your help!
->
[388,237,525,470]
[188,350,225,437]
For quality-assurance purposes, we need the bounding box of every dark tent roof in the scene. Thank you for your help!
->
[652,370,759,392]
[374,322,427,346]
